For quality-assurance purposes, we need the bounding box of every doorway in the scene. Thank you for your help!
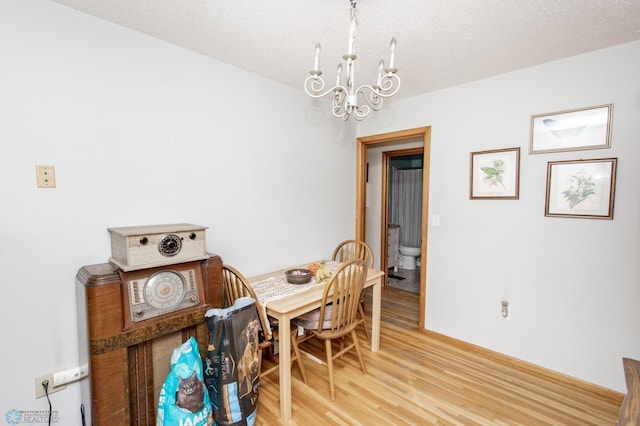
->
[355,127,431,330]
[385,149,423,293]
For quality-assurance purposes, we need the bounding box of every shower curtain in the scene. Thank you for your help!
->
[390,168,423,248]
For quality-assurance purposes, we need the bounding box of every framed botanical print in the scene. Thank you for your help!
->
[545,158,617,219]
[470,147,520,200]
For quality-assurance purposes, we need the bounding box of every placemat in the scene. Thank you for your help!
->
[251,261,339,336]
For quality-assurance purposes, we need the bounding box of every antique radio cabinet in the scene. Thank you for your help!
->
[76,253,222,425]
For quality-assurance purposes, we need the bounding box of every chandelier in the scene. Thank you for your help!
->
[304,0,400,121]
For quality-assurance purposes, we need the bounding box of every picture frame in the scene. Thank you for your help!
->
[545,158,617,219]
[470,147,520,200]
[530,104,612,154]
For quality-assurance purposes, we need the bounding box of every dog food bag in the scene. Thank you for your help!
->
[157,336,213,426]
[204,297,260,426]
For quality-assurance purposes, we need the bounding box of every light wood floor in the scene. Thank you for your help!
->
[254,286,622,425]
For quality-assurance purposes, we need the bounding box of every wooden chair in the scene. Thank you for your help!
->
[332,239,374,340]
[222,265,307,383]
[617,357,640,425]
[291,259,368,401]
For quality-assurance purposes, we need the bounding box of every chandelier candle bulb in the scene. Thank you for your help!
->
[313,43,321,71]
[376,59,384,87]
[336,63,343,86]
[388,37,397,70]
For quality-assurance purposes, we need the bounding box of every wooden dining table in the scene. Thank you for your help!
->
[248,262,385,423]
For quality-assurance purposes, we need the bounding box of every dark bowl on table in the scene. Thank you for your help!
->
[285,268,312,284]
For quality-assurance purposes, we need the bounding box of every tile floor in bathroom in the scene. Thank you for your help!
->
[388,266,420,293]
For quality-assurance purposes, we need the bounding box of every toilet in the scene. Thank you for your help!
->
[398,245,421,270]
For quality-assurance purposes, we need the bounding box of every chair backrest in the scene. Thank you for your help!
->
[332,239,374,269]
[618,357,640,426]
[316,259,367,337]
[222,265,271,341]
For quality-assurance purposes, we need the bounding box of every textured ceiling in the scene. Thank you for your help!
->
[50,0,640,100]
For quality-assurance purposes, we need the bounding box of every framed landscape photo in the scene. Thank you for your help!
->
[530,104,613,154]
[545,158,617,219]
[470,147,520,200]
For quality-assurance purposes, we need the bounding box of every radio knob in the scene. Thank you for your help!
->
[191,295,197,302]
[139,237,148,245]
[189,233,196,240]
[158,234,182,256]
[134,311,144,317]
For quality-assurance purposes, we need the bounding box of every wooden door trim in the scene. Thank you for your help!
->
[356,127,431,330]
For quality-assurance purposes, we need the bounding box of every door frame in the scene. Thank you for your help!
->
[356,127,431,330]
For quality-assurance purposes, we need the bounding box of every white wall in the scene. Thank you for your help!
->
[360,40,640,392]
[0,1,356,423]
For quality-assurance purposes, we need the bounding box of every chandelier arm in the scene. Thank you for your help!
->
[355,85,384,112]
[352,104,370,120]
[304,75,349,100]
[377,73,401,97]
[333,105,349,120]
[331,89,349,119]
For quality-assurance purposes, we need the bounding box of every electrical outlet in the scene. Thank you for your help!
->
[53,364,89,387]
[35,165,56,188]
[35,374,66,399]
[501,300,511,320]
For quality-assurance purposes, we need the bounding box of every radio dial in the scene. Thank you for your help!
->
[158,234,182,257]
[125,266,202,323]
[143,270,186,309]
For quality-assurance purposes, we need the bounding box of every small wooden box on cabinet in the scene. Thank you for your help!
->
[108,223,208,271]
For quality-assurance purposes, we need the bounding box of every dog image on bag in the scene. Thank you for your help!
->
[205,297,260,425]
[237,318,260,397]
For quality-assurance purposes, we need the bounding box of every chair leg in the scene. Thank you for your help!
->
[290,330,308,384]
[351,329,367,375]
[325,339,336,401]
[358,303,370,340]
[265,340,274,360]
